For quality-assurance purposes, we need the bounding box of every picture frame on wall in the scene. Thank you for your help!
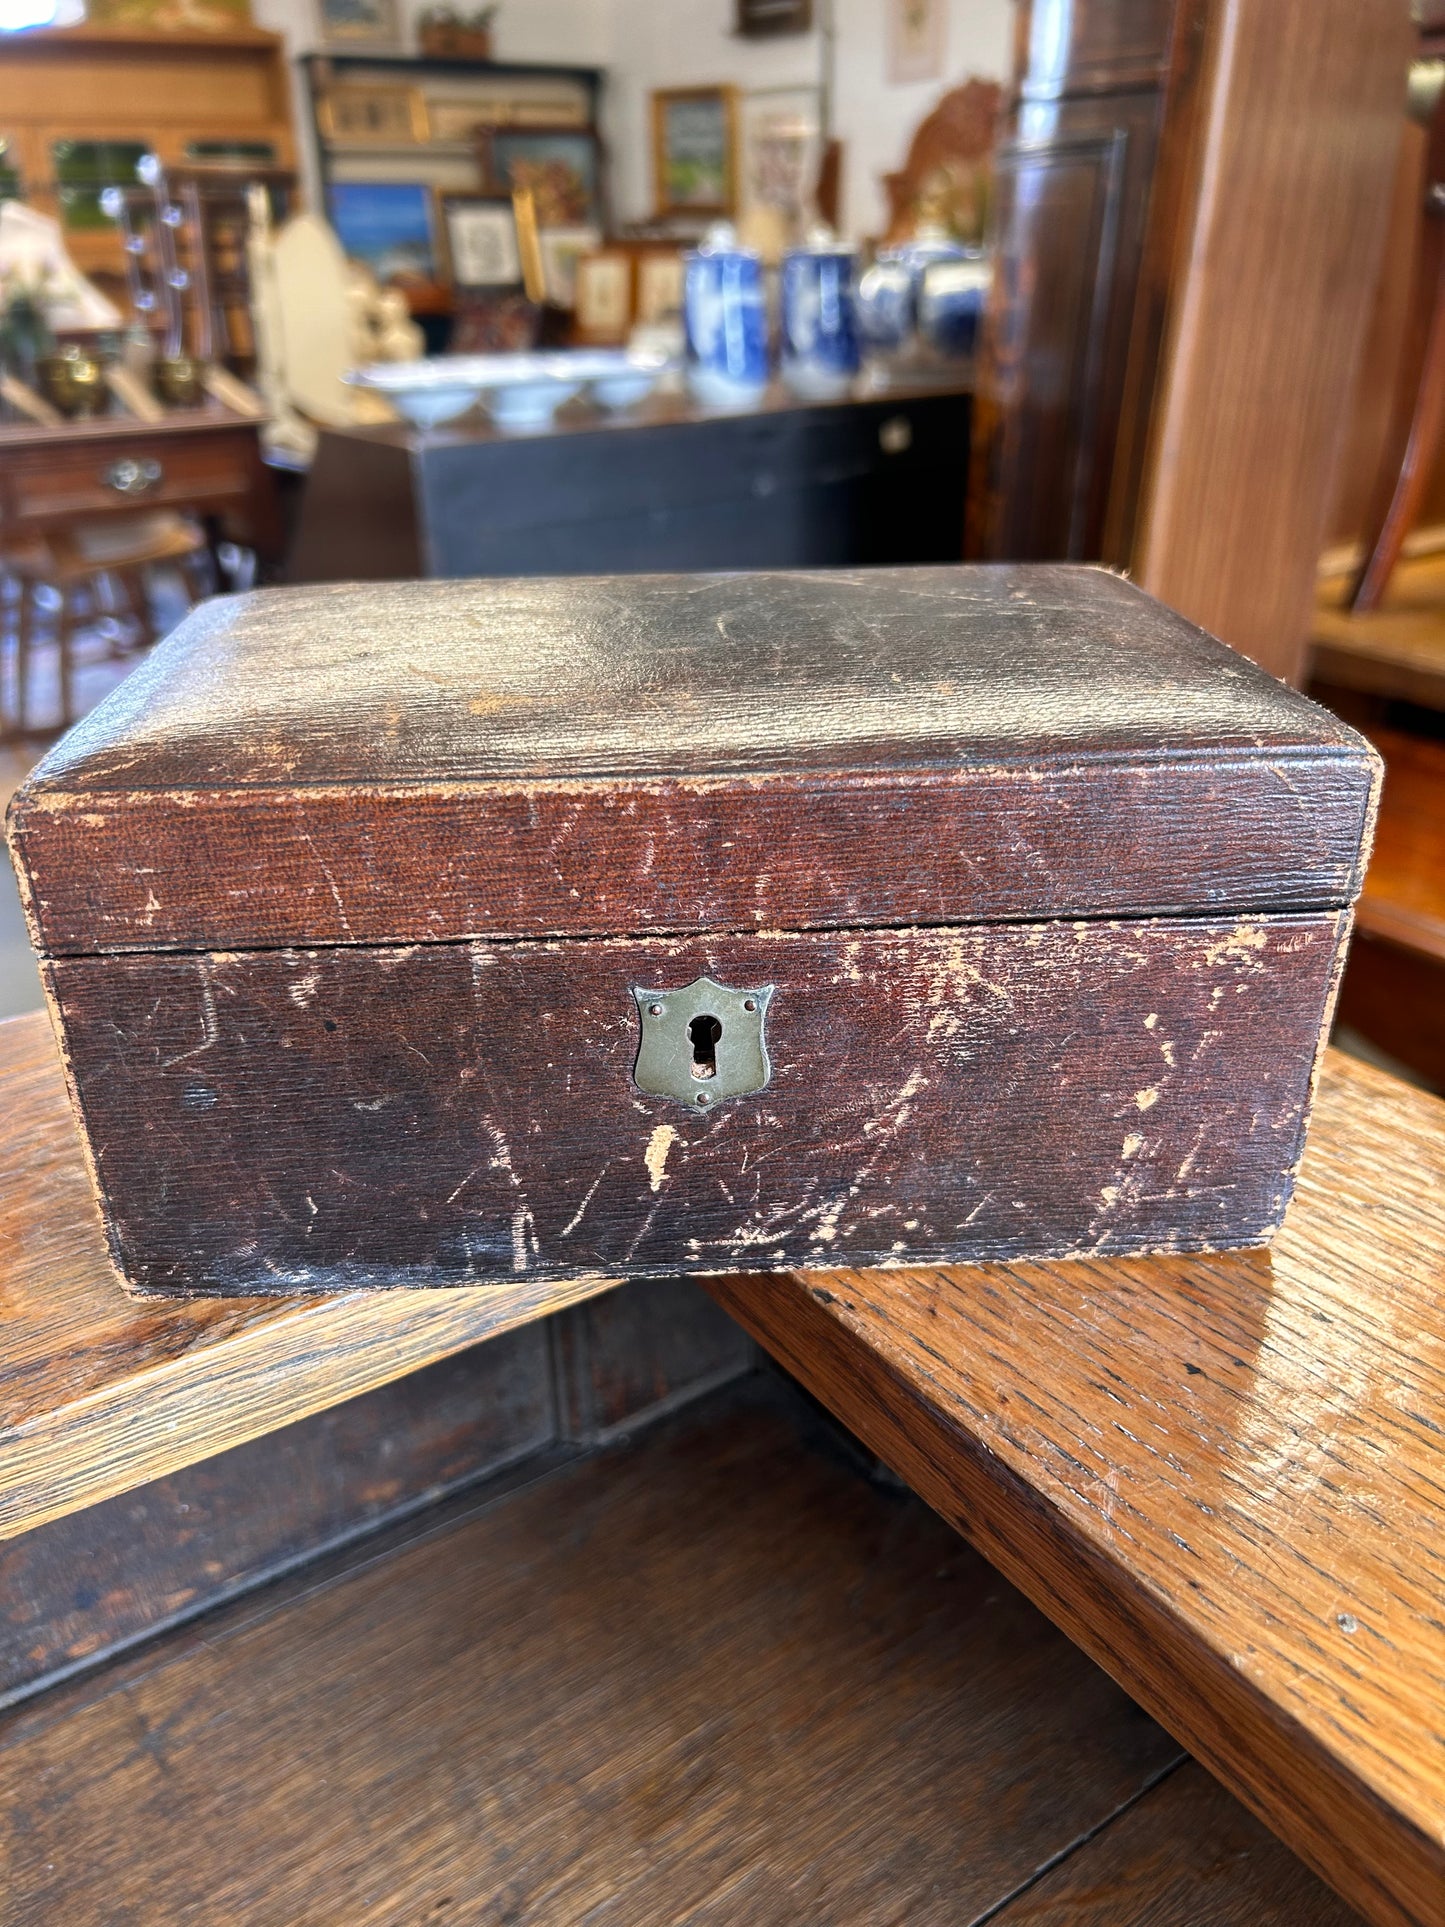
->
[888,0,947,84]
[316,0,402,52]
[327,180,436,283]
[652,86,739,218]
[739,86,823,238]
[316,85,429,147]
[87,0,253,23]
[635,249,685,325]
[537,225,605,309]
[484,128,604,231]
[437,194,523,291]
[574,251,633,344]
[735,0,812,36]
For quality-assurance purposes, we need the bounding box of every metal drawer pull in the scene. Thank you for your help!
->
[103,457,164,496]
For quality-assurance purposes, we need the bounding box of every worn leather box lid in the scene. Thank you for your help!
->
[9,566,1378,956]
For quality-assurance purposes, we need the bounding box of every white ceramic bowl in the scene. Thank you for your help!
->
[485,378,584,429]
[350,349,674,432]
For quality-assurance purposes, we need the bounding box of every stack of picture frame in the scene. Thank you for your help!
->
[306,51,605,315]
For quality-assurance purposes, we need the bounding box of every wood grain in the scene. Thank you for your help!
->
[0,1277,751,1711]
[0,1325,557,1708]
[991,1760,1359,1924]
[0,1010,619,1540]
[0,412,281,557]
[48,913,1348,1292]
[705,1049,1445,1927]
[0,1383,1198,1927]
[1129,0,1412,682]
[0,22,297,283]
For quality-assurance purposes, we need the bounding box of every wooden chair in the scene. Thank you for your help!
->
[1,516,209,738]
[1350,66,1445,610]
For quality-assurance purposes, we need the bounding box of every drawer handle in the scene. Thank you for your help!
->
[102,457,164,496]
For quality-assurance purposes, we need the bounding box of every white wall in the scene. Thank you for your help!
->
[603,0,1014,238]
[249,0,610,63]
[251,0,1012,241]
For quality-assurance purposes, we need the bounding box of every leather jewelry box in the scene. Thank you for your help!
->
[8,566,1378,1297]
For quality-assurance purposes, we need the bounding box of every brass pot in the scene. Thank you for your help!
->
[153,353,204,408]
[35,346,106,420]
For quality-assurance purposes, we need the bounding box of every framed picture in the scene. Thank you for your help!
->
[437,194,522,291]
[537,225,604,309]
[317,85,429,147]
[888,0,947,84]
[574,251,633,344]
[428,99,493,143]
[86,0,252,22]
[315,0,402,51]
[652,87,739,218]
[327,181,436,283]
[736,0,811,35]
[484,128,604,230]
[739,86,823,235]
[635,249,684,325]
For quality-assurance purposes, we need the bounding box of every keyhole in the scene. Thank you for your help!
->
[689,1013,721,1079]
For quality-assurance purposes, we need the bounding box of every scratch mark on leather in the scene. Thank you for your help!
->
[160,968,218,1068]
[446,1162,485,1205]
[561,1163,611,1235]
[299,829,353,937]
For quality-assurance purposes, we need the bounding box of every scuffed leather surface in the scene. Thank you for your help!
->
[20,566,1366,793]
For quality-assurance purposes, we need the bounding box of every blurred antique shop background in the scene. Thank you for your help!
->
[0,0,1438,1094]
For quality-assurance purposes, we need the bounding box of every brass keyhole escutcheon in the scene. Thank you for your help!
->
[632,977,774,1108]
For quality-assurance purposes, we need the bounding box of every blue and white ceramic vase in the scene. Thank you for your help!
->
[916,249,992,360]
[684,226,769,408]
[780,240,859,399]
[855,234,966,357]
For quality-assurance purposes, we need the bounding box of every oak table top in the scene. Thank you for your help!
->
[708,1048,1445,1927]
[0,1382,1349,1926]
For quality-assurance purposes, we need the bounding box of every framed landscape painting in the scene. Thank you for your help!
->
[485,129,603,230]
[327,181,436,282]
[652,87,739,218]
[316,0,402,51]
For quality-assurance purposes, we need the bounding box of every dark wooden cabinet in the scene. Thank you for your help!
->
[970,0,1200,561]
[289,386,971,582]
[970,0,1410,689]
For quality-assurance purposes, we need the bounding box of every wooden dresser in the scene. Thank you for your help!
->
[0,408,280,558]
[288,382,973,580]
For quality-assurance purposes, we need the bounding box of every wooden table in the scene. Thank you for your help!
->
[287,379,972,581]
[0,407,281,559]
[0,1377,1356,1926]
[1,1008,1442,1924]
